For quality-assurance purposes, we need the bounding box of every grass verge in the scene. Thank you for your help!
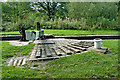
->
[0,29,118,35]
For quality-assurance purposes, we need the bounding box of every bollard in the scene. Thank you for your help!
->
[94,38,102,49]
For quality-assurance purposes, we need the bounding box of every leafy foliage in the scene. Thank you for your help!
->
[67,2,118,30]
[31,2,68,19]
[1,2,119,31]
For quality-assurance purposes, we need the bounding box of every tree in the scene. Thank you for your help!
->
[2,2,32,23]
[31,2,68,19]
[68,2,118,20]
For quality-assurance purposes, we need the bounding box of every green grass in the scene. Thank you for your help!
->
[0,31,20,35]
[44,29,119,35]
[0,29,118,35]
[45,40,118,78]
[2,66,50,78]
[2,41,35,59]
[2,40,119,78]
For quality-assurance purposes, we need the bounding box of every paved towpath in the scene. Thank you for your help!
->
[7,40,30,46]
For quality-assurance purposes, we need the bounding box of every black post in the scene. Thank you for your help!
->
[37,22,41,31]
[19,25,26,41]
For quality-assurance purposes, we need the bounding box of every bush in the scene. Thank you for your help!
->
[2,15,118,31]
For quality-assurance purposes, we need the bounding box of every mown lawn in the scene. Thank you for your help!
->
[1,41,35,59]
[0,29,118,35]
[2,40,119,78]
[45,40,118,78]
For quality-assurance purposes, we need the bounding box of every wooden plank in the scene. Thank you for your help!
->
[59,41,73,55]
[29,57,60,61]
[52,47,65,56]
[56,41,67,56]
[36,51,41,58]
[87,43,93,47]
[63,45,81,53]
[57,48,66,56]
[8,58,14,66]
[34,45,38,50]
[58,41,73,55]
[37,56,60,61]
[21,58,27,66]
[48,44,56,57]
[68,45,85,52]
[13,59,18,66]
[73,44,84,48]
[45,45,52,57]
[83,46,89,48]
[17,59,22,66]
[36,48,42,58]
[69,44,87,51]
[41,44,47,58]
[52,47,62,56]
[58,46,73,55]
[41,49,46,58]
[29,50,36,59]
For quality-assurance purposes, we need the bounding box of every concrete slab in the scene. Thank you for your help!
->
[8,41,30,46]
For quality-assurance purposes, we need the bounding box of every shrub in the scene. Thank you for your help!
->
[2,15,118,31]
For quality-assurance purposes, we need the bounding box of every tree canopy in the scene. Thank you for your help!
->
[1,2,119,31]
[31,2,68,19]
